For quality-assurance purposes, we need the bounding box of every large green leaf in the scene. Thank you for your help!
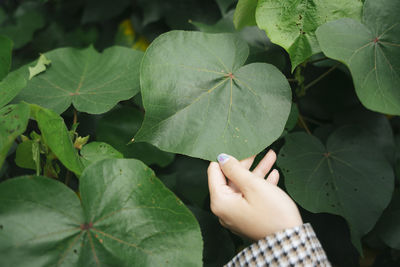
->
[277,127,394,252]
[0,103,30,168]
[233,0,257,30]
[256,0,362,71]
[316,0,400,115]
[0,159,203,266]
[14,46,143,114]
[136,31,291,161]
[96,106,175,167]
[0,35,13,80]
[31,105,84,176]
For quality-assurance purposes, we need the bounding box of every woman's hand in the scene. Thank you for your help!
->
[207,150,303,240]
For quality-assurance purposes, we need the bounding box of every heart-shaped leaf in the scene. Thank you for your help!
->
[0,35,13,81]
[277,127,394,252]
[256,0,362,71]
[96,106,175,167]
[0,159,203,266]
[14,46,143,114]
[316,0,400,115]
[136,31,291,161]
[0,103,30,168]
[31,105,84,176]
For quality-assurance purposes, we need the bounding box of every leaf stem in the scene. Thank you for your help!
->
[287,78,297,83]
[298,113,311,135]
[65,170,71,186]
[73,109,78,125]
[303,63,340,91]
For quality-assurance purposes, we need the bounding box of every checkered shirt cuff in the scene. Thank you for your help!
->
[225,223,331,267]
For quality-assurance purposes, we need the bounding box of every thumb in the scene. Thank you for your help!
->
[217,153,258,194]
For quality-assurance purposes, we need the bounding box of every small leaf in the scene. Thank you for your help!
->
[256,0,363,71]
[31,104,84,176]
[233,0,257,30]
[277,126,394,252]
[0,103,30,168]
[14,46,143,114]
[80,142,123,167]
[0,35,13,81]
[15,140,36,170]
[136,31,292,161]
[316,0,400,115]
[28,54,51,80]
[0,159,203,266]
[376,190,400,249]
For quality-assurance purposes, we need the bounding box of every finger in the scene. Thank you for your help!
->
[266,169,280,185]
[252,149,277,178]
[207,162,227,201]
[240,155,256,169]
[217,153,257,194]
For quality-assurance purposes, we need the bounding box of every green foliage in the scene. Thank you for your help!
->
[0,159,203,266]
[15,46,143,114]
[0,103,30,167]
[233,0,257,30]
[96,106,175,167]
[136,31,291,161]
[316,0,400,115]
[0,0,399,265]
[256,0,362,71]
[277,127,394,252]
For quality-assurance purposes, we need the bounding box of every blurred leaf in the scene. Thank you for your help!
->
[233,0,257,30]
[0,35,13,80]
[376,190,400,249]
[0,103,30,168]
[137,0,220,29]
[15,140,36,170]
[14,46,143,114]
[278,126,394,252]
[82,0,131,24]
[316,0,400,115]
[28,54,51,80]
[96,106,175,167]
[80,141,123,167]
[0,159,203,266]
[189,206,236,267]
[31,104,84,176]
[256,0,362,71]
[114,19,149,51]
[161,156,209,207]
[136,31,291,161]
[0,9,45,49]
[215,0,236,15]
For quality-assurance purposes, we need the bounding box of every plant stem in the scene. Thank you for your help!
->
[287,78,297,83]
[298,113,311,135]
[65,171,71,186]
[73,109,78,125]
[303,63,340,91]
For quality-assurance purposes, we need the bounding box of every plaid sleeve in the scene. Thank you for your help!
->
[224,223,331,267]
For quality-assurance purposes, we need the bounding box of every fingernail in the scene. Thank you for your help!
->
[217,153,230,165]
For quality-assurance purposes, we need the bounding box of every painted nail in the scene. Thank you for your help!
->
[217,153,230,165]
